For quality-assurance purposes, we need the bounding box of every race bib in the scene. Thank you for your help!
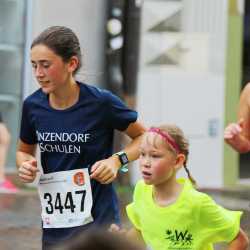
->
[38,168,93,228]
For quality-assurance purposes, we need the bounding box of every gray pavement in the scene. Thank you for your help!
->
[0,191,41,250]
[0,188,250,250]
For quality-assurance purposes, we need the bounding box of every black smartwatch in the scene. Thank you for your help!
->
[114,151,129,173]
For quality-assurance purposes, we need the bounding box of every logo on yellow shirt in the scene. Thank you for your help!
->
[165,229,193,248]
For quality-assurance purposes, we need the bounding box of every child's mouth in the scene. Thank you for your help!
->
[142,171,152,179]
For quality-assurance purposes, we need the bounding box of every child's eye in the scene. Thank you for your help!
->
[42,63,50,68]
[152,154,161,158]
[32,64,37,69]
[140,152,145,157]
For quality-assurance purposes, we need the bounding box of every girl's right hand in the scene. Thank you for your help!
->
[18,159,39,183]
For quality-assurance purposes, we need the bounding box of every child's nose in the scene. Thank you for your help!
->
[142,157,151,168]
[35,65,45,78]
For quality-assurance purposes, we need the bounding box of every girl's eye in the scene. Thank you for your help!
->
[152,154,161,158]
[32,64,37,69]
[42,64,50,68]
[140,152,145,157]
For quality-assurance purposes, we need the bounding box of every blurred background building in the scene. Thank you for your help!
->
[0,0,247,188]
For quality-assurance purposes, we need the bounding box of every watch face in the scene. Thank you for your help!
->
[121,154,128,164]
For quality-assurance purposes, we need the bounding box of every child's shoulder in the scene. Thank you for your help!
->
[188,186,212,201]
[181,179,215,207]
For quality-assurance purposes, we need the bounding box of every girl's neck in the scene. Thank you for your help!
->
[49,78,79,110]
[152,176,183,207]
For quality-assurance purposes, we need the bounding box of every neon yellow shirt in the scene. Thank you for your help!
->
[126,178,242,250]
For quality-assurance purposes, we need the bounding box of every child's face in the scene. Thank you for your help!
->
[30,44,72,94]
[139,132,178,185]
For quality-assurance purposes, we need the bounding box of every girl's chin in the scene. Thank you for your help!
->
[143,178,153,185]
[41,88,49,94]
[41,86,53,94]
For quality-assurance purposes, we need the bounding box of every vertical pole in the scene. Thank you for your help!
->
[122,0,142,98]
[224,0,244,186]
[22,0,33,100]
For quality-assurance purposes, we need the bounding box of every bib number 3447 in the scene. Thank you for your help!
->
[38,169,93,228]
[44,190,86,214]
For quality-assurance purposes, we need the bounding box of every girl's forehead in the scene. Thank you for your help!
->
[31,44,55,57]
[31,45,59,61]
[142,131,177,154]
[142,132,166,148]
[31,44,51,53]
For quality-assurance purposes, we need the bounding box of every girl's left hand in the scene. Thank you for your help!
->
[90,156,120,184]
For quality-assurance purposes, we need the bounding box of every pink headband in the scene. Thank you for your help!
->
[148,127,181,153]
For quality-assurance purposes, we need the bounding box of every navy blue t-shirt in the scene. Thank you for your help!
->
[20,82,137,244]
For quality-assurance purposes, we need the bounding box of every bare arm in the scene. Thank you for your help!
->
[225,83,250,152]
[109,224,146,249]
[127,227,146,248]
[118,121,147,162]
[16,140,39,183]
[90,121,146,184]
[227,228,249,250]
[16,140,37,165]
[237,83,250,149]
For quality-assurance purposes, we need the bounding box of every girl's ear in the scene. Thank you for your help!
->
[174,154,186,170]
[67,56,79,74]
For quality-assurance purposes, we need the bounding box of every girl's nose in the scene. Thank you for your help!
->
[35,65,45,78]
[142,157,151,168]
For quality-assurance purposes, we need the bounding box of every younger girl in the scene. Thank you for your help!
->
[125,125,249,250]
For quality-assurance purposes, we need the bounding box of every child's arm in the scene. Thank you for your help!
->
[127,227,146,247]
[227,228,249,250]
[109,224,146,248]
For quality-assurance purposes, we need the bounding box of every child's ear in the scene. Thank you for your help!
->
[68,56,79,73]
[174,154,186,170]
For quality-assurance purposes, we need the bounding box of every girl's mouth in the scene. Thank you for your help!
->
[39,80,50,84]
[142,171,152,179]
